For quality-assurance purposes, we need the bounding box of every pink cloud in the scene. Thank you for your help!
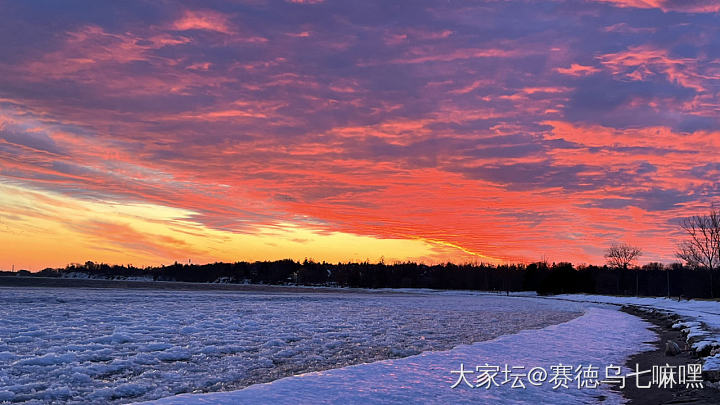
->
[288,31,312,38]
[449,80,490,95]
[391,47,522,64]
[603,22,656,33]
[384,28,453,46]
[186,62,212,71]
[173,10,234,34]
[555,63,601,76]
[598,45,716,92]
[593,0,720,13]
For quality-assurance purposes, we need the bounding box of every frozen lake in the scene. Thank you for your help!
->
[145,307,653,405]
[1,287,596,404]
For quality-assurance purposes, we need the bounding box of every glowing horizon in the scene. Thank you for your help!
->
[2,0,720,270]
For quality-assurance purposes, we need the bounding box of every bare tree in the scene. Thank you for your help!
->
[676,209,720,298]
[676,209,720,270]
[605,242,642,269]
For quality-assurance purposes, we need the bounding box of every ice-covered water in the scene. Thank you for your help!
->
[0,288,584,404]
[142,307,655,405]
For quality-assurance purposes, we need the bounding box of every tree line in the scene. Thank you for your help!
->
[4,208,720,299]
[6,258,717,299]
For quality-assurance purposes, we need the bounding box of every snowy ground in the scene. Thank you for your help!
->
[541,294,720,372]
[0,288,583,404]
[139,307,654,405]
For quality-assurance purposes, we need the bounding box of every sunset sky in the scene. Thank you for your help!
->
[2,0,720,270]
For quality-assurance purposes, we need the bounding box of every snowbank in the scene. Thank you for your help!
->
[548,294,720,373]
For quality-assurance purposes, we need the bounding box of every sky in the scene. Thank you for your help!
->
[1,0,720,270]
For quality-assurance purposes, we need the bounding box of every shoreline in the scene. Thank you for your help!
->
[5,277,720,403]
[0,276,397,294]
[138,307,650,404]
[618,306,720,404]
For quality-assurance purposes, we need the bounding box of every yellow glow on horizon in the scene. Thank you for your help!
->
[402,234,501,263]
[0,182,474,270]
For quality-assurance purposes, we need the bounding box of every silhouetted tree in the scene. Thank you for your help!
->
[676,209,720,270]
[676,209,720,298]
[605,242,642,269]
[13,254,720,299]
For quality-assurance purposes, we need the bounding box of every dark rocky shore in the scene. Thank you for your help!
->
[618,306,720,404]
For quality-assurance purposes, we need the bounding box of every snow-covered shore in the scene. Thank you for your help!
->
[539,294,720,373]
[138,292,720,404]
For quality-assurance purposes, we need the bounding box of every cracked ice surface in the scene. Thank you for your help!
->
[0,288,583,404]
[140,307,654,405]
